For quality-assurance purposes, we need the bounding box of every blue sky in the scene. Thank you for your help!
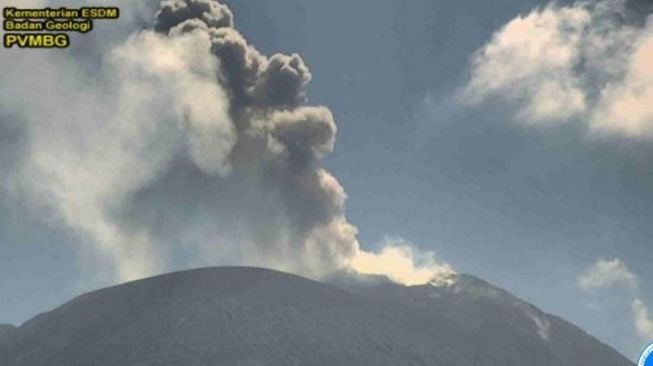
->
[225,0,653,356]
[1,0,652,360]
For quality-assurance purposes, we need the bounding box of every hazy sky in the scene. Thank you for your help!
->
[1,0,652,360]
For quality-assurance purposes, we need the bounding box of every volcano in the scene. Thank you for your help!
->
[0,267,633,366]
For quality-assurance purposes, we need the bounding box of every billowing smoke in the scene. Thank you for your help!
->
[1,0,453,285]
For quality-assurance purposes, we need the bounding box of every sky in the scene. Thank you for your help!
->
[1,0,653,360]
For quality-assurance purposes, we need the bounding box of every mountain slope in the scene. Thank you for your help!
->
[0,267,633,366]
[0,324,16,348]
[330,273,632,365]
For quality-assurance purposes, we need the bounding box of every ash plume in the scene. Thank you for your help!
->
[0,0,453,285]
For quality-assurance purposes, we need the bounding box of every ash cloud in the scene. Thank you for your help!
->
[150,0,355,277]
[155,0,234,33]
[1,0,453,285]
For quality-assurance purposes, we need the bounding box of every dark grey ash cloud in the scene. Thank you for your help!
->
[148,0,356,276]
[253,53,312,107]
[207,27,264,105]
[0,0,451,285]
[155,0,234,33]
[162,14,313,108]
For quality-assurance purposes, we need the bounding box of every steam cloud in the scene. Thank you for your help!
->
[0,0,453,285]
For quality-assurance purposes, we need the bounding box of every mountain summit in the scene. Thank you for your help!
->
[0,267,633,366]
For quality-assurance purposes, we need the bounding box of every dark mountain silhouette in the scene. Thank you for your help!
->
[0,324,15,344]
[0,267,633,366]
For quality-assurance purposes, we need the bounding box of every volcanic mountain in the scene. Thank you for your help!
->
[0,267,633,366]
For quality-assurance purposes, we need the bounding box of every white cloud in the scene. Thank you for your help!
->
[462,0,653,138]
[592,22,653,137]
[467,0,653,348]
[463,5,590,124]
[578,258,638,291]
[633,298,653,340]
[578,258,653,343]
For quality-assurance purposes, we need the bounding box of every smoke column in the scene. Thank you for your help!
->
[1,0,453,286]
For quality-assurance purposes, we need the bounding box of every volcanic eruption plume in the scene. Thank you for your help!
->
[1,0,453,286]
